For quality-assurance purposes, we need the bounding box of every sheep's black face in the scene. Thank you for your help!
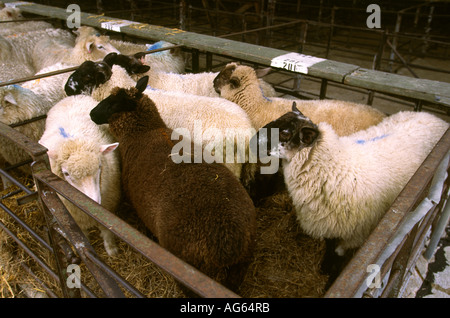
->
[213,64,237,94]
[103,52,150,75]
[65,61,112,96]
[254,103,319,160]
[90,89,139,125]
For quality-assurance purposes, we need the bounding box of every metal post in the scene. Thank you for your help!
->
[422,5,434,55]
[319,79,328,99]
[179,0,186,30]
[326,7,336,59]
[266,0,276,47]
[191,48,200,73]
[389,13,402,72]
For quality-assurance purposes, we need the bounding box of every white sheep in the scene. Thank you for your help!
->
[133,60,276,98]
[31,26,119,73]
[0,34,35,80]
[64,61,258,185]
[111,39,186,73]
[256,104,449,255]
[0,5,23,21]
[0,84,52,188]
[39,94,121,256]
[22,62,77,106]
[214,62,387,135]
[0,5,55,35]
[4,28,74,69]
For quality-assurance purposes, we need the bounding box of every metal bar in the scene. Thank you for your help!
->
[0,17,55,23]
[37,180,126,298]
[386,39,420,79]
[0,200,52,252]
[84,250,145,298]
[0,168,34,195]
[0,218,60,287]
[19,261,58,298]
[9,115,47,129]
[319,78,328,99]
[38,193,82,298]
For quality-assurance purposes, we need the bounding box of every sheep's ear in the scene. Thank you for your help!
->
[100,142,119,155]
[4,92,17,105]
[300,127,319,146]
[292,102,305,116]
[136,76,149,93]
[229,76,240,89]
[86,41,95,53]
[255,67,271,78]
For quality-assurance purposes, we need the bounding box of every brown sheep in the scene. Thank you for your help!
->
[89,76,257,294]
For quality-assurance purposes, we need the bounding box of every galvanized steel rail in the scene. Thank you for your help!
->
[5,0,450,109]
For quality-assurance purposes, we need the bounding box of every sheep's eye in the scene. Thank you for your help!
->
[97,45,105,50]
[279,129,291,141]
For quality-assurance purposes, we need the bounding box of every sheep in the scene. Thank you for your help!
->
[110,39,186,73]
[0,85,52,188]
[21,62,78,106]
[214,62,387,135]
[125,53,276,98]
[0,5,23,21]
[31,26,119,73]
[3,28,74,74]
[0,34,35,80]
[254,103,449,256]
[64,59,258,185]
[0,5,55,35]
[89,76,256,291]
[38,94,121,256]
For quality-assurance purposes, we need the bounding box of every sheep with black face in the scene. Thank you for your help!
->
[90,76,257,293]
[254,103,449,255]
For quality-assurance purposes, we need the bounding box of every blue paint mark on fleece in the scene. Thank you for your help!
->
[146,41,166,55]
[260,86,271,102]
[59,127,72,139]
[356,134,389,145]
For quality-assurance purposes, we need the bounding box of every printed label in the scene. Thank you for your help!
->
[270,52,325,74]
[100,20,138,32]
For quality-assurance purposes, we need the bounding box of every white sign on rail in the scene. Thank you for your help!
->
[270,52,325,74]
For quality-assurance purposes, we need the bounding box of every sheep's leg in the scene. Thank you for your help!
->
[98,225,118,256]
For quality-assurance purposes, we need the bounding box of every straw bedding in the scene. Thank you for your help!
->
[0,174,328,298]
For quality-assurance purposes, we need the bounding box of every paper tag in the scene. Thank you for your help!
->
[5,1,31,7]
[270,52,325,74]
[100,20,138,32]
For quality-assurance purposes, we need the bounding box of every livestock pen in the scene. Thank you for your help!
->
[0,1,449,299]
